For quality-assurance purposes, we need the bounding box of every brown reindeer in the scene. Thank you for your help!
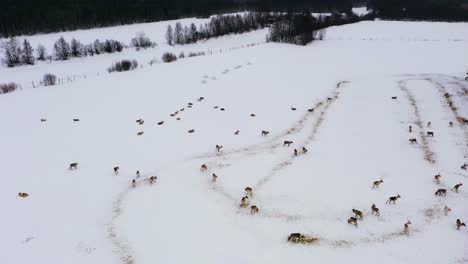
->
[18,192,29,198]
[427,131,434,137]
[138,120,145,125]
[234,130,240,135]
[409,125,412,133]
[41,118,47,122]
[245,187,253,197]
[69,163,78,170]
[220,108,225,111]
[288,233,302,242]
[403,220,412,236]
[188,102,193,106]
[188,129,195,133]
[157,121,164,125]
[215,145,223,152]
[291,107,297,111]
[114,166,119,175]
[456,219,466,230]
[327,97,332,102]
[409,138,417,144]
[261,130,270,136]
[372,179,384,189]
[444,205,451,216]
[240,196,249,208]
[180,108,185,112]
[427,121,432,128]
[250,113,256,117]
[200,164,208,172]
[132,179,136,188]
[371,204,380,216]
[435,189,447,196]
[386,194,401,205]
[452,183,463,193]
[283,141,293,147]
[391,96,397,100]
[73,119,80,122]
[250,205,259,215]
[136,119,142,123]
[176,117,181,121]
[461,163,467,170]
[347,217,358,227]
[212,173,218,182]
[434,174,441,185]
[352,209,364,220]
[137,131,144,136]
[307,108,314,112]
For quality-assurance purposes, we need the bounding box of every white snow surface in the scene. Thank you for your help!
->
[0,19,468,264]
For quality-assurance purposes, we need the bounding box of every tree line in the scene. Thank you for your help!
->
[1,0,354,37]
[267,12,373,45]
[165,12,271,45]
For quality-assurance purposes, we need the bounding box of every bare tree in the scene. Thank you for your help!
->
[70,38,84,57]
[36,44,47,61]
[165,25,174,45]
[131,32,156,50]
[174,22,183,45]
[53,36,71,60]
[43,73,57,86]
[1,37,22,67]
[20,39,35,65]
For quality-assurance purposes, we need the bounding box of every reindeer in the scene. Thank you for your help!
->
[461,163,467,170]
[386,194,401,205]
[403,220,412,236]
[302,147,308,154]
[409,138,417,144]
[452,183,463,193]
[435,188,447,196]
[197,97,204,101]
[149,176,157,184]
[261,130,270,136]
[347,217,358,227]
[212,173,218,182]
[434,174,441,185]
[427,131,434,137]
[132,179,136,188]
[240,196,249,208]
[449,121,453,127]
[176,117,181,121]
[456,219,466,230]
[352,209,363,220]
[188,105,192,108]
[114,166,119,175]
[307,108,314,112]
[245,187,253,197]
[137,131,144,136]
[136,171,140,178]
[157,121,164,125]
[138,120,144,125]
[283,141,293,147]
[391,96,397,100]
[371,204,380,216]
[200,164,208,172]
[294,149,298,156]
[18,192,29,198]
[41,118,47,122]
[409,125,412,133]
[327,97,332,102]
[234,130,240,135]
[220,108,225,111]
[291,107,297,111]
[215,145,223,152]
[188,129,195,133]
[69,163,78,170]
[372,179,384,189]
[444,205,451,216]
[73,119,80,122]
[250,205,259,215]
[180,108,185,112]
[250,113,256,117]
[136,119,142,123]
[427,121,432,128]
[188,103,193,106]
[213,106,219,109]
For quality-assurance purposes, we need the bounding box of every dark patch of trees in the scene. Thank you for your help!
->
[1,38,36,67]
[131,32,156,50]
[166,12,271,45]
[267,12,371,45]
[368,0,468,21]
[162,52,177,63]
[0,0,355,37]
[108,59,139,73]
[43,74,57,86]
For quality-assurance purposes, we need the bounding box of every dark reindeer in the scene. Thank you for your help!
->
[456,219,466,230]
[114,166,119,175]
[427,131,434,137]
[215,145,223,152]
[347,217,358,227]
[435,188,447,196]
[352,209,363,220]
[403,220,412,236]
[434,174,441,185]
[386,194,401,205]
[409,138,417,144]
[69,163,78,170]
[371,204,380,216]
[250,205,259,215]
[452,183,463,193]
[261,130,270,136]
[200,164,208,172]
[372,179,384,189]
[283,141,293,147]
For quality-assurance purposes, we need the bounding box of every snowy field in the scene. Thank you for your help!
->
[0,17,467,264]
